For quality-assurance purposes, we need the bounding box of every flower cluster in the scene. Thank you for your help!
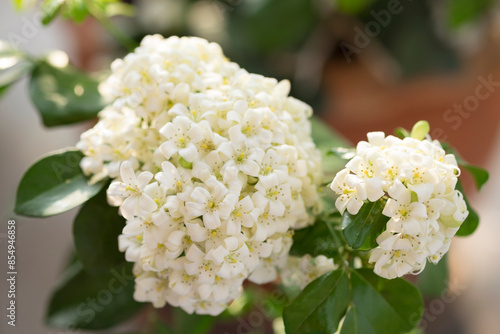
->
[330,131,468,279]
[77,35,323,315]
[280,255,336,289]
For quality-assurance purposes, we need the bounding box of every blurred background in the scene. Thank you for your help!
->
[1,0,500,333]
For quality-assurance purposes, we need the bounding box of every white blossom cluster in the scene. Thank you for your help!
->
[280,255,336,290]
[77,35,323,315]
[330,132,468,279]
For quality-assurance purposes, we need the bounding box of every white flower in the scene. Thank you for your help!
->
[331,127,468,279]
[159,116,203,162]
[77,35,323,315]
[185,182,239,229]
[107,161,156,220]
[330,169,367,214]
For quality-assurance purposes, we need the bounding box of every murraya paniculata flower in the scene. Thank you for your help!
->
[77,35,323,315]
[330,130,468,279]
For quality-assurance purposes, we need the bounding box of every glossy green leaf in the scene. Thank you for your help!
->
[283,270,350,334]
[46,261,143,330]
[418,255,448,297]
[74,184,126,275]
[341,199,389,250]
[290,214,341,258]
[41,0,65,25]
[455,180,479,236]
[29,61,106,127]
[340,269,423,334]
[15,149,106,217]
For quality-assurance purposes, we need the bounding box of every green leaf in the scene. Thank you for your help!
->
[0,41,32,96]
[64,0,89,22]
[46,261,143,330]
[29,61,106,127]
[394,127,410,139]
[455,180,479,236]
[341,199,389,250]
[447,0,492,28]
[340,269,423,334]
[15,149,106,217]
[41,0,65,25]
[290,214,341,258]
[418,255,448,297]
[283,269,350,334]
[0,61,32,97]
[462,164,489,191]
[0,40,23,58]
[337,0,374,14]
[74,184,126,276]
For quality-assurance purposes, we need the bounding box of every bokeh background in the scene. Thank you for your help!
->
[1,0,500,333]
